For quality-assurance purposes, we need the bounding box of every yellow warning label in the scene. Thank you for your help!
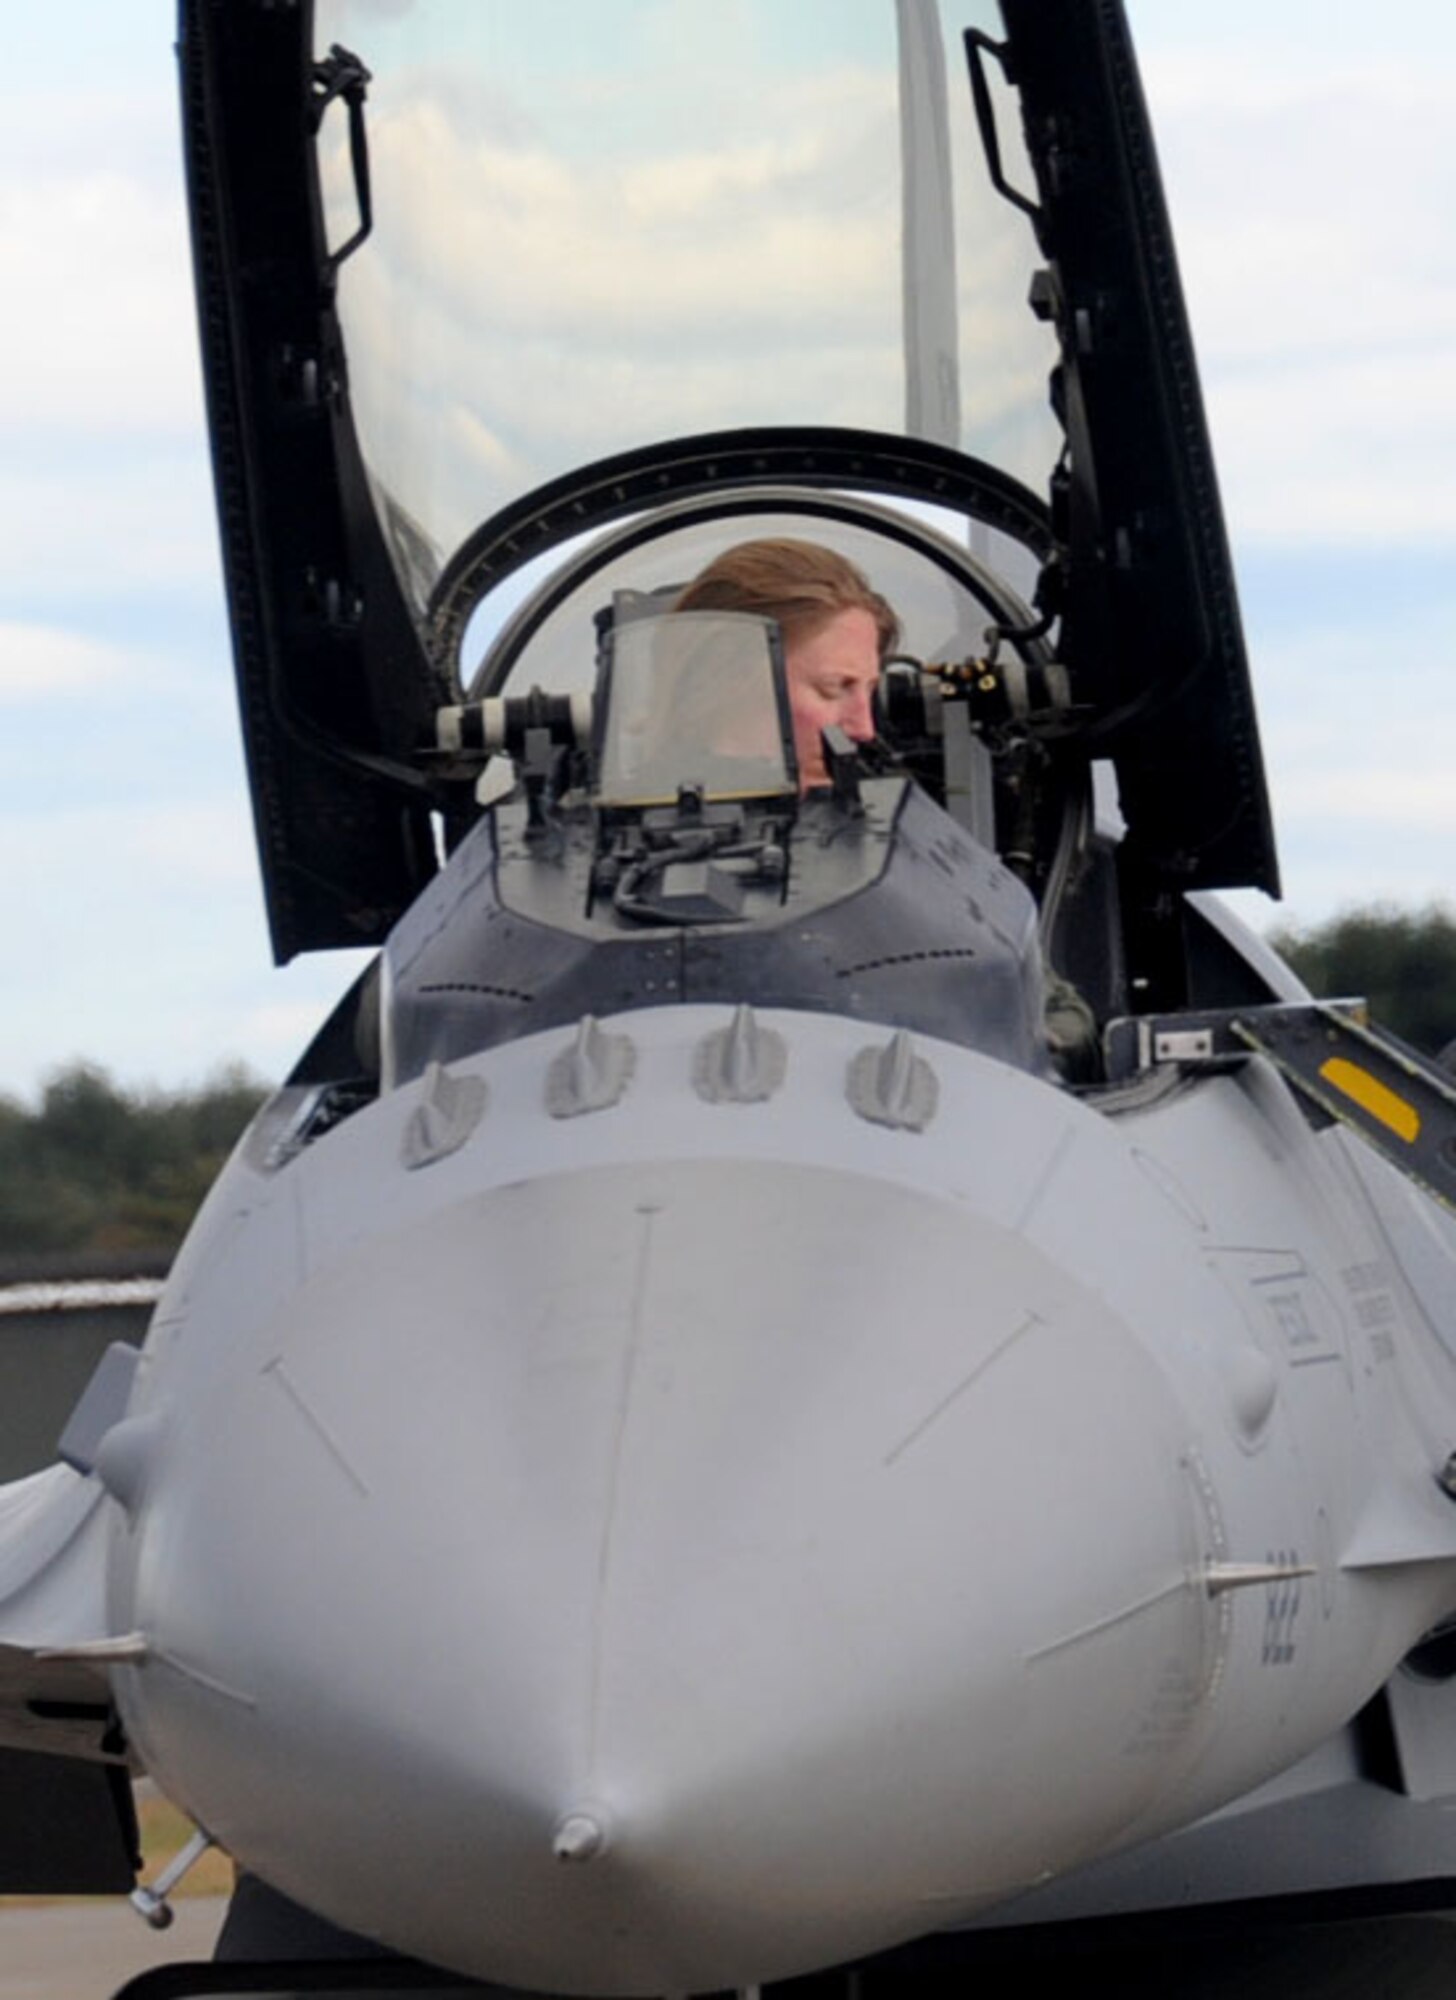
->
[1319,1057,1421,1144]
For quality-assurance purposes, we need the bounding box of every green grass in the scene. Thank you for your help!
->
[136,1788,235,1899]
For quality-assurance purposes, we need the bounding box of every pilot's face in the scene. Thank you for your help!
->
[783,607,881,791]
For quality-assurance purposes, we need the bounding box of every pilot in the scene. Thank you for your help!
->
[675,535,1100,1079]
[673,538,899,791]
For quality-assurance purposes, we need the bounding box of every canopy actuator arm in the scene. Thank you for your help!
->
[309,45,373,277]
[964,30,1043,232]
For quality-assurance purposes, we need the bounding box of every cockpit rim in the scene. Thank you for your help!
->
[462,479,1055,710]
[424,425,1054,696]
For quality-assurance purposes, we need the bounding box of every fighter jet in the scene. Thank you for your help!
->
[6,3,1456,1994]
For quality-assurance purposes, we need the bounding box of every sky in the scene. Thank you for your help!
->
[1,2,1452,1105]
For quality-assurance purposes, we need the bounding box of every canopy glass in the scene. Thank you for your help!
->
[313,0,1060,592]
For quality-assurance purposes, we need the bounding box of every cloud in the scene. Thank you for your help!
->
[1231,584,1456,923]
[234,987,373,1069]
[0,169,203,441]
[1210,347,1456,546]
[0,790,374,1098]
[8,798,257,902]
[341,66,899,336]
[0,623,155,700]
[324,55,909,552]
[0,798,252,1093]
[1137,39,1456,549]
[0,450,221,600]
[1276,770,1456,830]
[325,0,416,19]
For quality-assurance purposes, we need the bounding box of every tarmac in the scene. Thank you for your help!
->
[0,1895,226,2000]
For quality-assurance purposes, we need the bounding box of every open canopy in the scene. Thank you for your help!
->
[179,0,1277,960]
[309,0,1060,574]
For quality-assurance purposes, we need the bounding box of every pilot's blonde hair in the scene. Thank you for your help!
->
[674,538,899,658]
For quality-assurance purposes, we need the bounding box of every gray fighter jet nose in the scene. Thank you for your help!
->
[120,1143,1220,1993]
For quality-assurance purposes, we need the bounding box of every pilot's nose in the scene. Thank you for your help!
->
[843,684,876,741]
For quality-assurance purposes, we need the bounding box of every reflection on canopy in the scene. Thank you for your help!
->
[314,0,1060,586]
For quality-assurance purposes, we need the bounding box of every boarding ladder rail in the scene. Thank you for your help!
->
[1104,1000,1456,1213]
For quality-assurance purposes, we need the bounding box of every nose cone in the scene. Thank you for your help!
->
[124,1157,1215,1993]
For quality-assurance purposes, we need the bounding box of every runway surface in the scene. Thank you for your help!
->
[0,1895,226,2000]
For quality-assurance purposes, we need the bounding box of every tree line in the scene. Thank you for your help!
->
[1269,903,1456,1060]
[2,905,1452,1264]
[0,1062,269,1260]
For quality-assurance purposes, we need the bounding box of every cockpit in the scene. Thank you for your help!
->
[444,492,1064,829]
[177,0,1281,1134]
[360,492,1109,1096]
